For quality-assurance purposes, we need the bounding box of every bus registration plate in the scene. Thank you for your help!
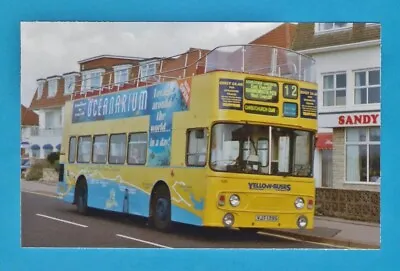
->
[255,215,278,222]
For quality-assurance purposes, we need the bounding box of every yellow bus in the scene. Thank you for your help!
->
[57,44,318,232]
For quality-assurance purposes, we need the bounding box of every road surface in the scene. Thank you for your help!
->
[21,191,335,249]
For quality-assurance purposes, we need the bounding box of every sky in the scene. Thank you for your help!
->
[20,22,282,107]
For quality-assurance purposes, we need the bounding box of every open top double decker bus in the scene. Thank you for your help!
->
[57,44,318,232]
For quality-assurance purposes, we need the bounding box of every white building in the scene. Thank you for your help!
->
[292,23,381,191]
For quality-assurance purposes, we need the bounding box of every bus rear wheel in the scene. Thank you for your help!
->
[151,185,172,232]
[75,180,88,215]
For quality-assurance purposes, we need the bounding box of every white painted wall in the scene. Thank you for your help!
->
[311,45,381,115]
[28,106,65,158]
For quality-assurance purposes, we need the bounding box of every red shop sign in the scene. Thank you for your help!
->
[338,113,380,126]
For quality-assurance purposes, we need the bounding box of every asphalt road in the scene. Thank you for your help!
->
[21,191,334,249]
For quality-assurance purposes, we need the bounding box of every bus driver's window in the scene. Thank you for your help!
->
[257,138,269,173]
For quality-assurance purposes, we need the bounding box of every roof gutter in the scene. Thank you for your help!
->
[297,39,380,55]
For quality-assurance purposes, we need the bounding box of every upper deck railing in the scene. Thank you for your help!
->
[71,44,315,100]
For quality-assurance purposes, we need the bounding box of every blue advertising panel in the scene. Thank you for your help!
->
[71,79,192,167]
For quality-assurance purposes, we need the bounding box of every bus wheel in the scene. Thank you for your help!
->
[151,185,172,232]
[75,179,88,215]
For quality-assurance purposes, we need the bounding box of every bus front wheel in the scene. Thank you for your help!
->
[151,185,172,232]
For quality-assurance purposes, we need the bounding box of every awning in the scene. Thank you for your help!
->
[42,144,53,150]
[21,141,30,148]
[316,133,333,150]
[31,144,40,150]
[56,144,61,151]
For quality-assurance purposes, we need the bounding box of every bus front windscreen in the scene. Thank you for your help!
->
[210,123,314,177]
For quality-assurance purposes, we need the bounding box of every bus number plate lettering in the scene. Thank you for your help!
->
[255,215,278,222]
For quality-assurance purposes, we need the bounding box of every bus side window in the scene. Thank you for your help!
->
[68,137,77,163]
[77,136,92,163]
[186,128,207,167]
[108,134,127,165]
[127,132,147,165]
[92,135,108,164]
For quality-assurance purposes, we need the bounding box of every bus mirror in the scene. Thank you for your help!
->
[195,130,205,139]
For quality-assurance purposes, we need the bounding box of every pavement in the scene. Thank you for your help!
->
[20,179,380,249]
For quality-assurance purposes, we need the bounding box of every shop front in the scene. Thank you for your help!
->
[319,111,380,191]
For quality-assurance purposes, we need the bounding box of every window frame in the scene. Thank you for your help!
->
[108,133,127,165]
[47,79,58,98]
[322,72,347,107]
[113,65,132,85]
[185,128,208,167]
[80,69,105,92]
[77,135,92,163]
[68,136,77,163]
[127,132,148,165]
[344,127,380,184]
[353,68,381,105]
[64,75,76,95]
[315,23,353,34]
[91,134,109,164]
[37,81,45,99]
[139,61,158,82]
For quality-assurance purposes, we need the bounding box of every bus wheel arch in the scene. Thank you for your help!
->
[149,180,172,232]
[74,175,89,215]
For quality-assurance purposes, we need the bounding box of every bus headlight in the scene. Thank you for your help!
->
[294,197,305,209]
[297,216,308,229]
[223,213,235,227]
[229,194,240,207]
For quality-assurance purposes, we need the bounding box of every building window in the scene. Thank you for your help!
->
[31,149,40,158]
[127,132,147,165]
[109,134,127,164]
[354,69,381,104]
[81,70,104,92]
[37,81,44,99]
[114,65,131,85]
[316,23,352,33]
[186,128,207,167]
[77,136,92,163]
[345,127,380,184]
[92,135,108,164]
[64,76,76,94]
[139,62,157,81]
[68,137,77,163]
[47,79,58,97]
[322,73,346,106]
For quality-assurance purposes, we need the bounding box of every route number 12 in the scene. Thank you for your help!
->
[283,84,298,99]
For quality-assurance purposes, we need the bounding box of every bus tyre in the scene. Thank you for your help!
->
[76,180,88,215]
[151,185,172,232]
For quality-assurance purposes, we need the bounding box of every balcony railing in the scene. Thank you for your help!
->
[71,44,316,100]
[21,126,63,137]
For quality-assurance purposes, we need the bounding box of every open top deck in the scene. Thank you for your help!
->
[71,44,315,100]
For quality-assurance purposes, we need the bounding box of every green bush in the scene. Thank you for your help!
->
[47,152,60,165]
[25,159,51,181]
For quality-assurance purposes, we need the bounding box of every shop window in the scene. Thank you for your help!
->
[322,72,346,106]
[345,127,380,183]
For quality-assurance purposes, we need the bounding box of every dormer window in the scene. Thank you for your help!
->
[315,23,353,34]
[47,77,60,98]
[139,60,158,82]
[36,80,45,99]
[113,64,132,85]
[63,73,79,95]
[80,69,105,92]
